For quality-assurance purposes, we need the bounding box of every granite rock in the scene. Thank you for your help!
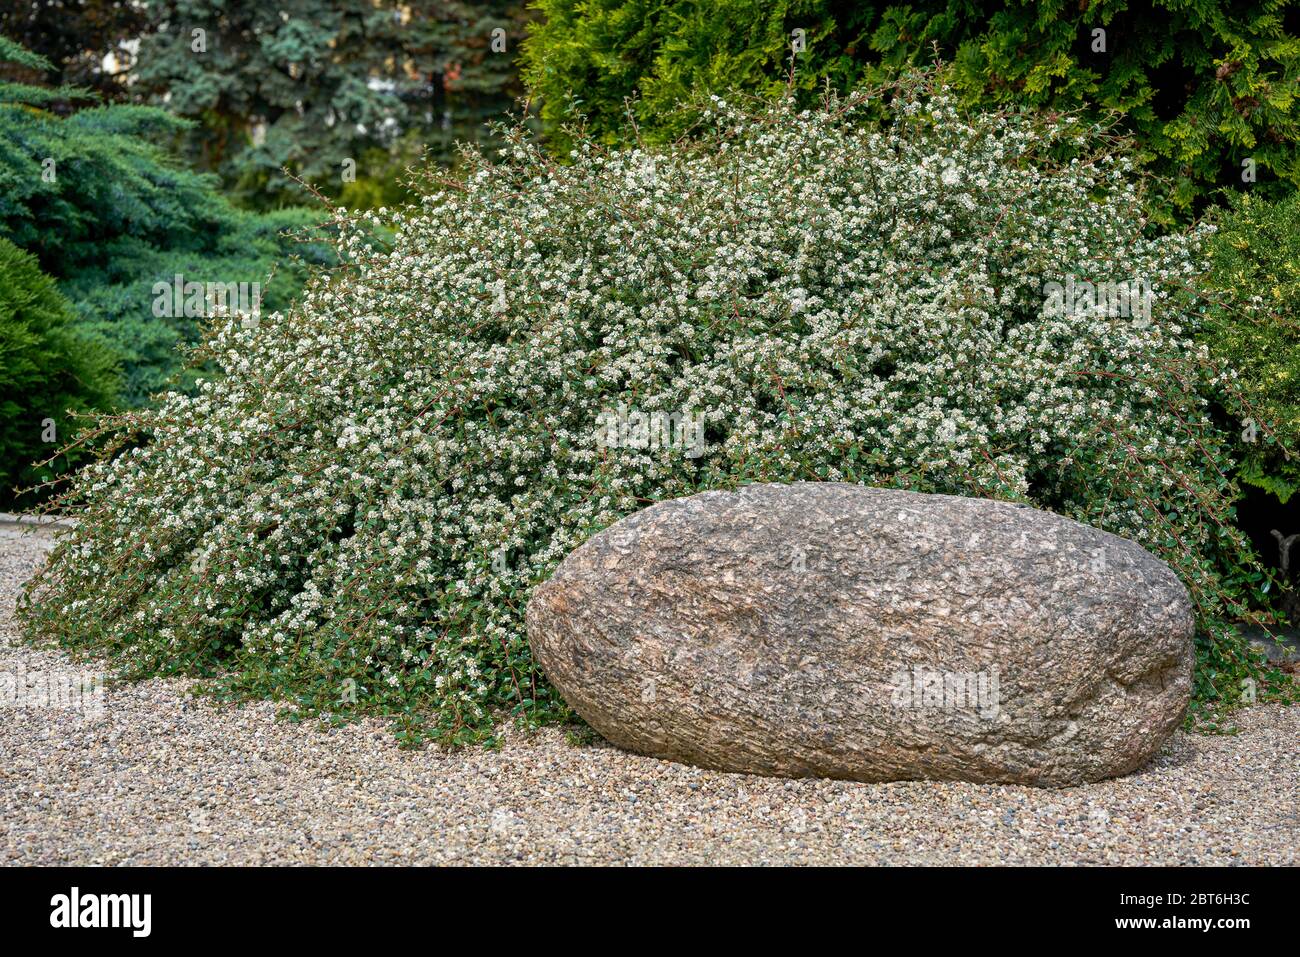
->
[527,482,1194,786]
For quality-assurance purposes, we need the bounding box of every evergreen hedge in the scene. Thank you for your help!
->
[1202,192,1300,504]
[0,238,118,505]
[523,0,1300,224]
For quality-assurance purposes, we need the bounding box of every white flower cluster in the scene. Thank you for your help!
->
[22,80,1248,740]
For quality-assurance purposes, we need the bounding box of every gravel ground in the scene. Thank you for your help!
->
[1,524,1296,866]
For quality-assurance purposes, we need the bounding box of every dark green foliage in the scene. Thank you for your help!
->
[1202,191,1300,503]
[522,0,1300,223]
[128,0,536,208]
[0,39,334,408]
[0,2,145,100]
[0,238,118,505]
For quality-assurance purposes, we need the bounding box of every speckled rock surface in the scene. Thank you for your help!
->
[527,482,1195,786]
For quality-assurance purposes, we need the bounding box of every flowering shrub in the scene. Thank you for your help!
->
[20,74,1290,743]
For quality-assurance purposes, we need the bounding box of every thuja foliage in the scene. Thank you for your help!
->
[522,0,1300,223]
[1200,191,1300,504]
[21,74,1292,743]
[0,238,118,505]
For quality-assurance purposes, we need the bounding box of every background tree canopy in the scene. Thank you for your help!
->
[522,0,1300,224]
[0,0,145,101]
[3,0,537,209]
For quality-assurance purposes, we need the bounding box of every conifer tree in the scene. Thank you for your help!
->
[0,36,333,408]
[523,0,1300,223]
[127,0,534,206]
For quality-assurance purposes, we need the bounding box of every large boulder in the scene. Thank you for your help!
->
[526,482,1194,786]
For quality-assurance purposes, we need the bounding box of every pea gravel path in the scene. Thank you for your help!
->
[1,525,1296,866]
